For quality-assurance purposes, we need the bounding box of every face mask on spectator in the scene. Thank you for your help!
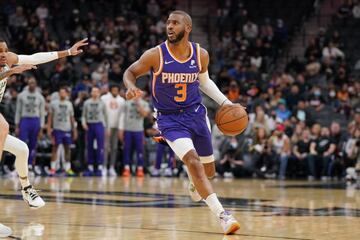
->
[230,138,238,149]
[314,90,321,96]
[329,90,336,98]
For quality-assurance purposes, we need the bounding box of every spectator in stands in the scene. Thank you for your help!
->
[269,124,291,179]
[249,127,276,178]
[35,3,49,20]
[292,100,309,124]
[322,41,345,61]
[8,6,28,29]
[343,127,360,181]
[101,84,125,177]
[308,86,325,111]
[248,105,272,135]
[122,94,150,178]
[216,137,245,178]
[243,20,259,40]
[226,81,241,103]
[275,99,291,122]
[305,38,321,60]
[274,18,288,48]
[352,0,360,18]
[227,61,247,83]
[309,127,336,180]
[290,129,311,178]
[337,0,353,21]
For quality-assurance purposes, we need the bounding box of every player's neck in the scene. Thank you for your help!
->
[166,39,191,59]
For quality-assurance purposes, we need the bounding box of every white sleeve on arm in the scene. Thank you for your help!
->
[17,52,59,65]
[198,71,232,105]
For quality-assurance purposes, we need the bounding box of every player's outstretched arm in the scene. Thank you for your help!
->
[0,64,37,80]
[198,48,232,106]
[123,47,159,100]
[6,38,88,67]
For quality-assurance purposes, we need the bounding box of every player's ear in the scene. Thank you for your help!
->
[185,24,192,33]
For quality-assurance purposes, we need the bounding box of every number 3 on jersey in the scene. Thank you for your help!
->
[174,83,187,102]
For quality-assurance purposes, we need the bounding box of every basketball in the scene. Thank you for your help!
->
[215,104,248,136]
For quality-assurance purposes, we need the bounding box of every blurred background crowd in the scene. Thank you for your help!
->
[0,0,359,181]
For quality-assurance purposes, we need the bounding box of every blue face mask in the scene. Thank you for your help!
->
[314,90,321,96]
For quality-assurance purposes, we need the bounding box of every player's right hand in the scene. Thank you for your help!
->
[125,87,143,100]
[12,64,37,74]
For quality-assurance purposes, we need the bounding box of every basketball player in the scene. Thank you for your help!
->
[82,86,108,176]
[122,93,150,177]
[15,77,45,175]
[0,38,87,237]
[101,84,125,176]
[123,11,241,234]
[47,87,77,176]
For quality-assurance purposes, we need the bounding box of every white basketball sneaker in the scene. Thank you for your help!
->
[219,211,241,235]
[21,185,45,209]
[0,223,12,238]
[188,182,202,202]
[108,167,117,177]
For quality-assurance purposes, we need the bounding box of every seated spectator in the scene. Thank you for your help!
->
[274,18,288,48]
[305,38,321,60]
[249,127,276,178]
[308,86,325,111]
[289,129,311,178]
[227,81,241,103]
[243,20,259,40]
[309,127,336,180]
[275,99,291,122]
[343,128,360,181]
[227,61,247,83]
[322,41,345,60]
[269,124,291,179]
[352,0,360,18]
[216,137,245,178]
[292,100,310,124]
[337,0,352,20]
[248,105,272,135]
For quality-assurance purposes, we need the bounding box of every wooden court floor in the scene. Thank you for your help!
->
[0,176,359,240]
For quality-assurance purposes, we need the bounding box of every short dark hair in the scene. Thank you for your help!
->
[0,38,6,43]
[169,10,192,26]
[109,84,120,91]
[59,86,68,92]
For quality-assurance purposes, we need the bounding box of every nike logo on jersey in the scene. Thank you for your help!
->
[195,105,201,112]
[164,60,174,65]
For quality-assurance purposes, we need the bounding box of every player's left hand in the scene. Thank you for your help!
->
[69,38,88,56]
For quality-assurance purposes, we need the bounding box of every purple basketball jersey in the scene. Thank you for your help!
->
[151,41,202,111]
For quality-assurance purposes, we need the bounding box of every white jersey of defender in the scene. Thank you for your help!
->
[0,64,10,102]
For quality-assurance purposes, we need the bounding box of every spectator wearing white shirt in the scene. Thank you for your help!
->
[322,42,345,60]
[243,20,259,40]
[101,84,125,176]
[353,0,360,18]
[36,3,49,20]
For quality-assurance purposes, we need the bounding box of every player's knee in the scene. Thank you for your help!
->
[182,150,200,166]
[14,140,29,159]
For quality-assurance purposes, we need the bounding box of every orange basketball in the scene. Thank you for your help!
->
[215,104,248,136]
